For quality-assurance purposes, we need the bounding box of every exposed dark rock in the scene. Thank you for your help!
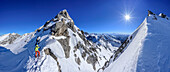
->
[59,9,70,18]
[51,18,58,22]
[44,20,51,27]
[44,48,51,55]
[89,47,97,53]
[148,10,154,16]
[74,42,80,52]
[153,16,157,20]
[77,32,90,46]
[86,54,98,70]
[44,48,62,72]
[73,33,76,37]
[78,67,80,70]
[51,22,68,36]
[44,48,58,60]
[97,47,101,52]
[43,27,48,31]
[37,29,41,32]
[159,13,166,18]
[73,50,76,53]
[130,36,133,40]
[74,42,86,50]
[54,14,59,18]
[74,41,100,69]
[74,54,77,57]
[51,11,76,37]
[81,52,86,59]
[61,18,65,24]
[81,30,84,35]
[75,57,81,65]
[74,41,90,54]
[103,56,107,60]
[78,29,80,31]
[66,22,76,32]
[104,61,109,68]
[54,9,72,22]
[58,37,71,58]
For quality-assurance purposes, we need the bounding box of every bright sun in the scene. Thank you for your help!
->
[125,15,130,20]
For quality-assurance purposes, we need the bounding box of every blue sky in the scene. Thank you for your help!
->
[0,0,170,35]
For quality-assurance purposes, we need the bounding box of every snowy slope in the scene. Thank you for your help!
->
[104,12,170,72]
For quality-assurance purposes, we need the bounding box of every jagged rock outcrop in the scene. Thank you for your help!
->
[148,10,155,16]
[66,22,77,32]
[35,9,76,38]
[147,10,158,20]
[73,40,99,70]
[86,54,98,70]
[58,37,71,58]
[54,9,72,20]
[44,48,62,72]
[51,22,68,36]
[78,31,91,46]
[159,13,167,18]
[56,9,76,32]
[75,57,81,65]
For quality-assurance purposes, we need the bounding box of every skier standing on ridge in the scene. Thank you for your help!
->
[35,45,40,58]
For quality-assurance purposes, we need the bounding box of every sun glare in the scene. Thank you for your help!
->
[125,15,130,20]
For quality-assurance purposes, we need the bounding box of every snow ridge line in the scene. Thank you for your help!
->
[97,18,147,72]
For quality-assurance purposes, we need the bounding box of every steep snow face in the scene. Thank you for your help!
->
[104,14,170,72]
[136,15,170,72]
